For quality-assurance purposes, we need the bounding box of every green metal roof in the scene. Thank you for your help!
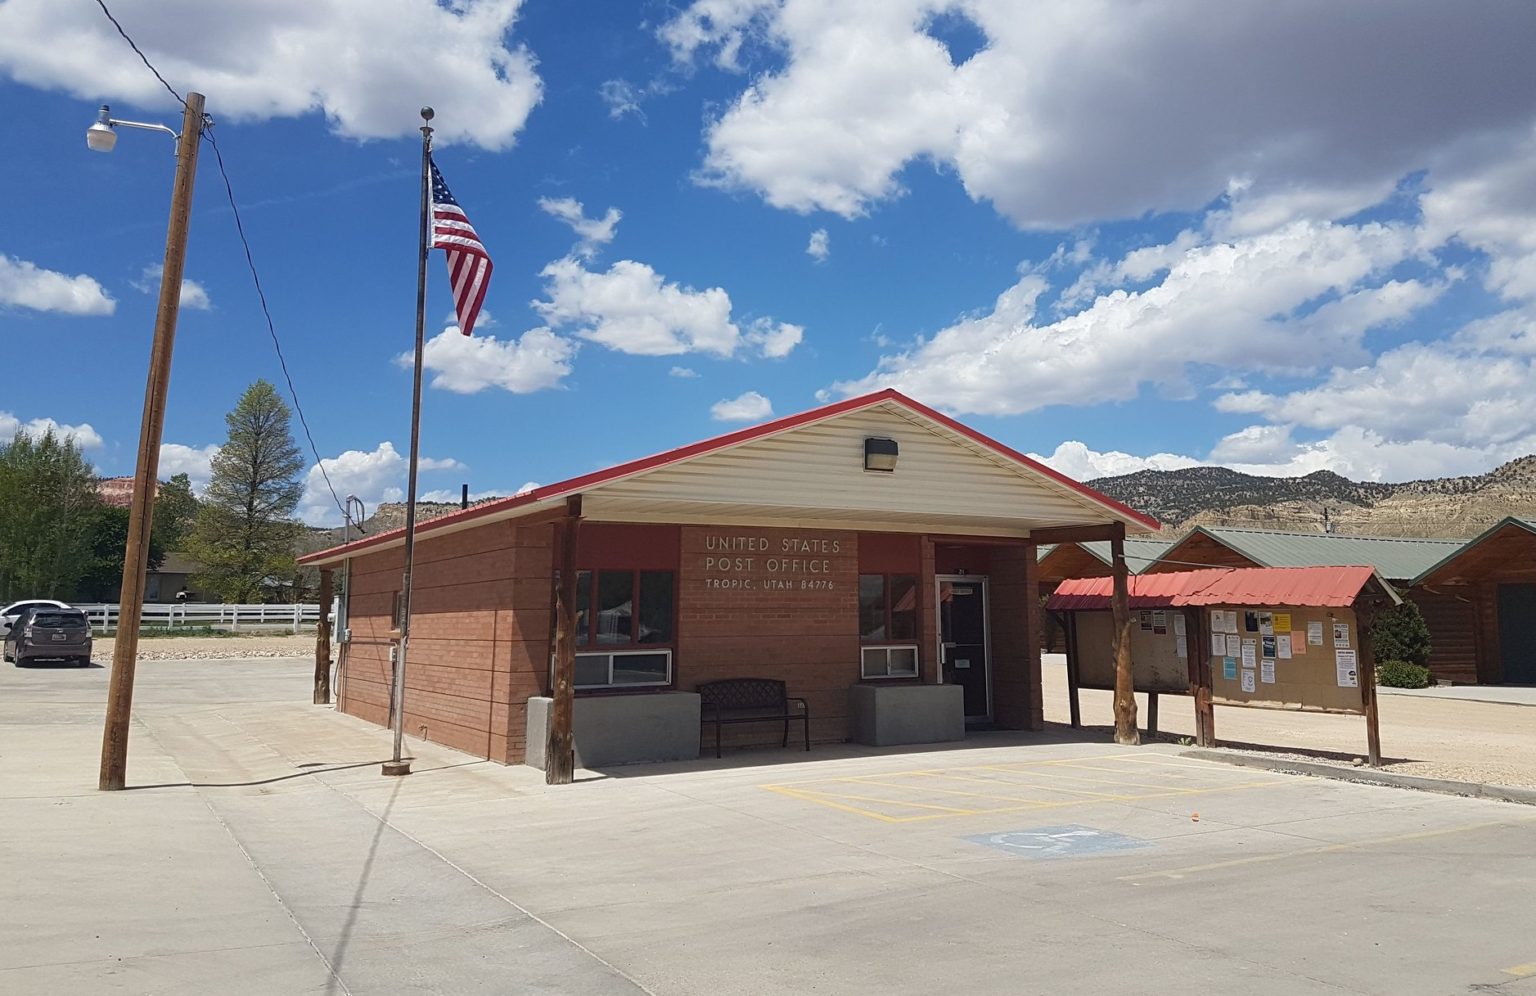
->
[1195,526,1468,581]
[1036,537,1172,573]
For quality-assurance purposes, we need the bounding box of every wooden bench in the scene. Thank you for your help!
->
[697,678,810,758]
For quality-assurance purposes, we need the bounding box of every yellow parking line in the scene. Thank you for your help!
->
[781,787,984,815]
[760,786,911,823]
[891,771,1133,802]
[1502,963,1536,979]
[1120,818,1534,881]
[971,765,1209,792]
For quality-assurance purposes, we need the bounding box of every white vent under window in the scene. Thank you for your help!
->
[861,645,918,679]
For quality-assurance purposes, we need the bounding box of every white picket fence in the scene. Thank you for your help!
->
[74,602,323,634]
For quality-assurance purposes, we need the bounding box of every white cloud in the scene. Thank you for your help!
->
[836,218,1427,415]
[806,228,830,262]
[710,390,773,422]
[419,487,499,504]
[1420,131,1536,304]
[0,412,104,449]
[135,265,211,311]
[0,255,114,315]
[299,441,464,525]
[538,197,622,260]
[412,326,575,394]
[1028,441,1202,481]
[670,2,1536,230]
[0,0,541,150]
[536,256,802,359]
[157,443,220,490]
[599,79,643,120]
[669,366,700,378]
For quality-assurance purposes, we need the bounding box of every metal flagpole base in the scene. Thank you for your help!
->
[381,760,412,776]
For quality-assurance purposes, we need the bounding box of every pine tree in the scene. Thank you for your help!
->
[152,472,198,552]
[0,429,102,601]
[1370,600,1432,666]
[185,381,304,602]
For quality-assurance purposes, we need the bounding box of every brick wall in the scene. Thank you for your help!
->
[678,525,859,747]
[988,544,1044,730]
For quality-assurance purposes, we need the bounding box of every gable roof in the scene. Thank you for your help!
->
[1410,516,1536,586]
[1173,526,1465,581]
[1046,566,1400,612]
[300,389,1160,567]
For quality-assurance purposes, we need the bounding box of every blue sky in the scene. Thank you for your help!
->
[3,1,1535,525]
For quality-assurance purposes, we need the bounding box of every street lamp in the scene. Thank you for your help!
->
[93,92,208,792]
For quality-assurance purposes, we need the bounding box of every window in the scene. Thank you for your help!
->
[859,573,919,678]
[572,569,675,688]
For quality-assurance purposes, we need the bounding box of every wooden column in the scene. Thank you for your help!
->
[1061,612,1081,728]
[313,568,333,705]
[1356,601,1382,768]
[546,496,582,785]
[1023,540,1044,730]
[1109,523,1140,745]
[1185,606,1215,747]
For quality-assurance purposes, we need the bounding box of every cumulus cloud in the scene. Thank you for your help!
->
[158,443,220,490]
[134,265,211,311]
[412,326,576,394]
[1028,441,1202,481]
[538,197,622,260]
[669,366,700,378]
[0,412,103,449]
[0,0,541,149]
[710,390,773,422]
[0,255,114,315]
[669,1,1536,230]
[535,257,802,359]
[806,228,830,262]
[299,441,464,525]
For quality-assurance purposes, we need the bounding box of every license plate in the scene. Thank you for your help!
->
[51,633,66,641]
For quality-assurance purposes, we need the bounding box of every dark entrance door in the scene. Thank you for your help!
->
[1497,584,1536,684]
[940,579,990,720]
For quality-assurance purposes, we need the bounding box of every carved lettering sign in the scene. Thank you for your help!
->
[700,533,840,591]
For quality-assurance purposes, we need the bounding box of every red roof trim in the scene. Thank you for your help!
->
[1045,565,1388,611]
[299,388,1160,565]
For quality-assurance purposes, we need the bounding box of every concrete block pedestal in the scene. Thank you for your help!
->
[848,682,965,746]
[525,692,701,770]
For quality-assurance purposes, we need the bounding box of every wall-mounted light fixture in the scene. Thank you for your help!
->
[864,436,898,472]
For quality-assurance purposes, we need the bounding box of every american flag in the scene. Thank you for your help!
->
[429,157,493,336]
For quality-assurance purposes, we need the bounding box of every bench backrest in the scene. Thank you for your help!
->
[696,678,787,711]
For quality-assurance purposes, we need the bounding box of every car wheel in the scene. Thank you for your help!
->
[76,656,89,667]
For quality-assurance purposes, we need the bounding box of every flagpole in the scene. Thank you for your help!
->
[384,105,434,778]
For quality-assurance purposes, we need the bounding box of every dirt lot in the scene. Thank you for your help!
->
[1041,656,1536,788]
[88,632,313,663]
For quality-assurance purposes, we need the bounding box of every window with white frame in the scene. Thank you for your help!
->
[859,573,919,678]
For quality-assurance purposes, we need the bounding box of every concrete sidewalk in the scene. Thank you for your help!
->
[1377,682,1536,706]
[5,658,1536,995]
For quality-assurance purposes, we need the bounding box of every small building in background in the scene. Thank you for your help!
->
[1410,518,1536,685]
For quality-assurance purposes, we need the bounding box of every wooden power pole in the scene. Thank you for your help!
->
[314,568,333,704]
[546,495,582,785]
[99,93,206,792]
[1109,522,1140,745]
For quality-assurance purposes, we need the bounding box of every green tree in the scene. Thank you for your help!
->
[1371,600,1431,667]
[76,505,164,602]
[0,429,102,601]
[184,381,304,602]
[152,472,198,553]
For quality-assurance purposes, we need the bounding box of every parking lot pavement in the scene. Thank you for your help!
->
[4,658,1536,995]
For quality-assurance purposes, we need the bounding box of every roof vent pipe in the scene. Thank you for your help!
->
[461,484,469,509]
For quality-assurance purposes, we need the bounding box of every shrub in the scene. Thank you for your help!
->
[1370,601,1431,667]
[1377,659,1431,689]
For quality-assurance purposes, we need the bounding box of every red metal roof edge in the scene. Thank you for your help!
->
[299,388,1161,566]
[1045,565,1386,611]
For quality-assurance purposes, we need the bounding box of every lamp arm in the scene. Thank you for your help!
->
[110,117,180,142]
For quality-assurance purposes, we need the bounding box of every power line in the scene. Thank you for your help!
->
[91,0,350,527]
[92,0,185,108]
[202,124,350,526]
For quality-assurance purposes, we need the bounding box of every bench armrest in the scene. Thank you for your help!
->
[788,697,809,712]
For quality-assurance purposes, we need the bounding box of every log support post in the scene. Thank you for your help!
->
[1356,601,1382,768]
[546,495,583,785]
[313,568,333,705]
[1109,523,1140,745]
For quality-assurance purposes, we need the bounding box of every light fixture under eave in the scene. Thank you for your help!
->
[864,436,898,472]
[86,105,116,152]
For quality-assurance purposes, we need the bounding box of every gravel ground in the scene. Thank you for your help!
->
[89,632,314,662]
[1041,656,1536,789]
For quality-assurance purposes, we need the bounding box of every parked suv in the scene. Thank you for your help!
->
[4,606,93,666]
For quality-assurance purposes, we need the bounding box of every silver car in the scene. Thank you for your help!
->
[4,606,93,666]
[0,599,71,638]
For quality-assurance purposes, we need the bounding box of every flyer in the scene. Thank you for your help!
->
[1176,635,1188,659]
[1274,612,1292,633]
[1173,614,1186,637]
[1244,610,1260,632]
[1291,630,1307,656]
[1258,611,1274,636]
[1261,635,1277,659]
[1225,611,1240,634]
[1140,611,1152,631]
[1336,648,1359,688]
[1307,621,1324,646]
[1223,657,1238,680]
[1333,621,1351,649]
[1241,669,1257,693]
[1241,640,1257,668]
[1261,660,1276,684]
[1152,609,1167,635]
[1277,634,1293,659]
[1226,633,1242,657]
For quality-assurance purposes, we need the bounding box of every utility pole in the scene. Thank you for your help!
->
[99,93,207,792]
[1109,521,1140,745]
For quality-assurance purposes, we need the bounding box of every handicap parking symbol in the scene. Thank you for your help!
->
[965,824,1150,860]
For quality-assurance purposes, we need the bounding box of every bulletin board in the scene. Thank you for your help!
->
[1205,604,1365,714]
[1072,609,1192,694]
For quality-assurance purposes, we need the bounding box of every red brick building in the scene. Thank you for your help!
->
[299,390,1159,766]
